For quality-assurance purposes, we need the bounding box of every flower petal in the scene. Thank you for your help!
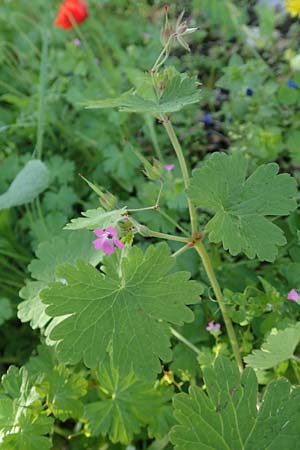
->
[164,164,175,172]
[115,239,124,249]
[93,237,105,250]
[102,240,114,255]
[105,226,118,237]
[288,289,300,302]
[94,228,105,237]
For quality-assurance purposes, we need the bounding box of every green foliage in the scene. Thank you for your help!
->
[244,323,300,370]
[0,160,49,209]
[217,56,269,92]
[0,366,53,449]
[1,2,300,448]
[84,71,200,114]
[171,356,300,450]
[189,152,297,261]
[84,357,173,444]
[192,0,247,39]
[18,230,102,330]
[64,207,127,231]
[41,243,201,378]
[0,298,13,326]
[36,365,87,421]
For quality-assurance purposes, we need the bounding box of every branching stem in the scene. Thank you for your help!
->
[160,109,243,371]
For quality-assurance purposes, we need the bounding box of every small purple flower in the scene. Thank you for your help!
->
[93,227,124,255]
[143,33,152,40]
[287,79,298,89]
[203,113,213,125]
[73,38,81,47]
[206,320,221,332]
[164,164,175,172]
[246,88,253,97]
[288,289,300,302]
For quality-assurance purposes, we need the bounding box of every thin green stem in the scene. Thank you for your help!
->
[152,35,174,72]
[158,209,189,236]
[171,244,191,258]
[25,204,42,242]
[0,249,30,263]
[131,218,189,243]
[163,119,198,236]
[144,115,164,163]
[140,228,188,243]
[147,436,170,450]
[0,256,24,277]
[36,31,48,160]
[53,426,69,440]
[35,197,49,239]
[171,327,201,355]
[194,241,243,371]
[128,206,157,213]
[0,356,19,364]
[0,277,23,288]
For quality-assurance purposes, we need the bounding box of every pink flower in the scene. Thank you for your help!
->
[73,38,81,46]
[93,227,124,255]
[206,320,221,332]
[288,289,300,302]
[164,164,175,172]
[143,33,152,40]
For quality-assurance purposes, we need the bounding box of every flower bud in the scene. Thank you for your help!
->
[100,191,118,210]
[143,159,163,181]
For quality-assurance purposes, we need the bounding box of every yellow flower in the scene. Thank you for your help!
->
[286,0,300,17]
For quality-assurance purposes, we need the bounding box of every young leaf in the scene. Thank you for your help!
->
[0,411,53,450]
[36,365,87,421]
[244,323,300,369]
[189,152,297,261]
[84,74,200,114]
[41,243,202,379]
[84,357,173,444]
[0,160,49,209]
[64,206,126,230]
[0,367,53,450]
[171,356,300,450]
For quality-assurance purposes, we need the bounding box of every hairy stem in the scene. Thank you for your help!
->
[163,119,198,236]
[194,241,243,371]
[138,227,189,243]
[130,216,189,243]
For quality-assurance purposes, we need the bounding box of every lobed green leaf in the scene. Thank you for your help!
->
[189,152,297,261]
[171,356,300,450]
[41,243,202,379]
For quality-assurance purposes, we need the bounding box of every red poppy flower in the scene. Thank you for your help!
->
[54,0,88,30]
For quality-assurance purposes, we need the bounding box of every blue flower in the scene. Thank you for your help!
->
[287,79,298,89]
[246,88,253,97]
[203,113,213,125]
